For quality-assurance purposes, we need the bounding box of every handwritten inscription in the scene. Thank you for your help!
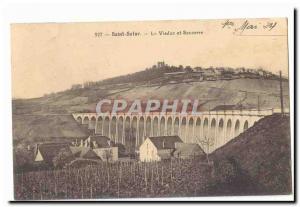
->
[221,19,278,35]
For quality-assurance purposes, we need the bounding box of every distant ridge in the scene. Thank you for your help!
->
[66,61,284,93]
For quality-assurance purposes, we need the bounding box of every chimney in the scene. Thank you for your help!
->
[108,140,112,147]
[92,141,97,149]
[34,144,39,155]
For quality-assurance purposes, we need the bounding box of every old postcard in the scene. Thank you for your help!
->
[11,18,292,200]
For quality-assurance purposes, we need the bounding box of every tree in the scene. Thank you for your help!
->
[52,148,74,168]
[14,147,33,171]
[185,66,193,73]
[196,136,214,164]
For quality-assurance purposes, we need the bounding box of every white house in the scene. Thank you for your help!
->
[139,136,183,162]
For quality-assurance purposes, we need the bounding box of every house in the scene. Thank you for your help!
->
[70,145,118,162]
[77,135,113,148]
[34,142,72,165]
[70,146,100,160]
[211,105,236,111]
[72,135,118,162]
[93,147,118,162]
[164,71,186,79]
[173,143,206,159]
[139,136,183,162]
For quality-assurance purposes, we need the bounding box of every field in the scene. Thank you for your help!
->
[14,158,213,200]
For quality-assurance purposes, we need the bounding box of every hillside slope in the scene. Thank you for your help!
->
[12,78,289,115]
[13,115,90,146]
[109,79,288,109]
[210,114,292,195]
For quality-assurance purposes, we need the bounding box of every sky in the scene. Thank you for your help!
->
[11,18,288,99]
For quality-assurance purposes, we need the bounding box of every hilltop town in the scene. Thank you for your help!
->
[65,61,284,93]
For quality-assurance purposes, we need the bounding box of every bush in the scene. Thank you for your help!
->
[52,148,75,168]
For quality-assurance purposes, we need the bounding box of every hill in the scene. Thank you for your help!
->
[12,114,90,146]
[12,61,289,115]
[209,114,292,195]
[12,78,289,115]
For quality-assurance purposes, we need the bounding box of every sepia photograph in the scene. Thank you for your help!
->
[10,17,293,201]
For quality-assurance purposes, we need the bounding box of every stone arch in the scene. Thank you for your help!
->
[89,116,96,130]
[96,116,103,134]
[218,119,224,146]
[131,117,138,148]
[103,116,110,137]
[243,120,249,131]
[210,118,216,148]
[145,116,152,137]
[160,117,166,136]
[117,116,124,143]
[226,119,232,141]
[83,116,89,125]
[186,118,194,143]
[124,116,131,150]
[139,117,145,144]
[167,117,173,135]
[76,116,82,123]
[110,116,117,142]
[180,117,187,141]
[153,117,159,137]
[195,118,201,141]
[203,118,209,139]
[174,117,180,136]
[234,120,240,137]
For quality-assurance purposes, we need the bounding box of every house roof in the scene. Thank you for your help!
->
[70,146,100,159]
[80,148,99,159]
[148,136,183,150]
[211,105,236,111]
[164,72,186,75]
[70,146,83,156]
[157,149,173,160]
[37,142,71,164]
[85,135,112,148]
[173,143,206,158]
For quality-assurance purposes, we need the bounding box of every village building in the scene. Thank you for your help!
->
[72,135,119,162]
[34,134,119,166]
[93,147,118,162]
[34,142,72,165]
[173,143,206,159]
[139,136,206,162]
[139,136,183,162]
[78,135,113,148]
[164,71,186,79]
[69,146,100,160]
[212,105,237,111]
[70,135,112,148]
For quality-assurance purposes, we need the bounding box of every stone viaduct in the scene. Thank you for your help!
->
[72,109,281,152]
